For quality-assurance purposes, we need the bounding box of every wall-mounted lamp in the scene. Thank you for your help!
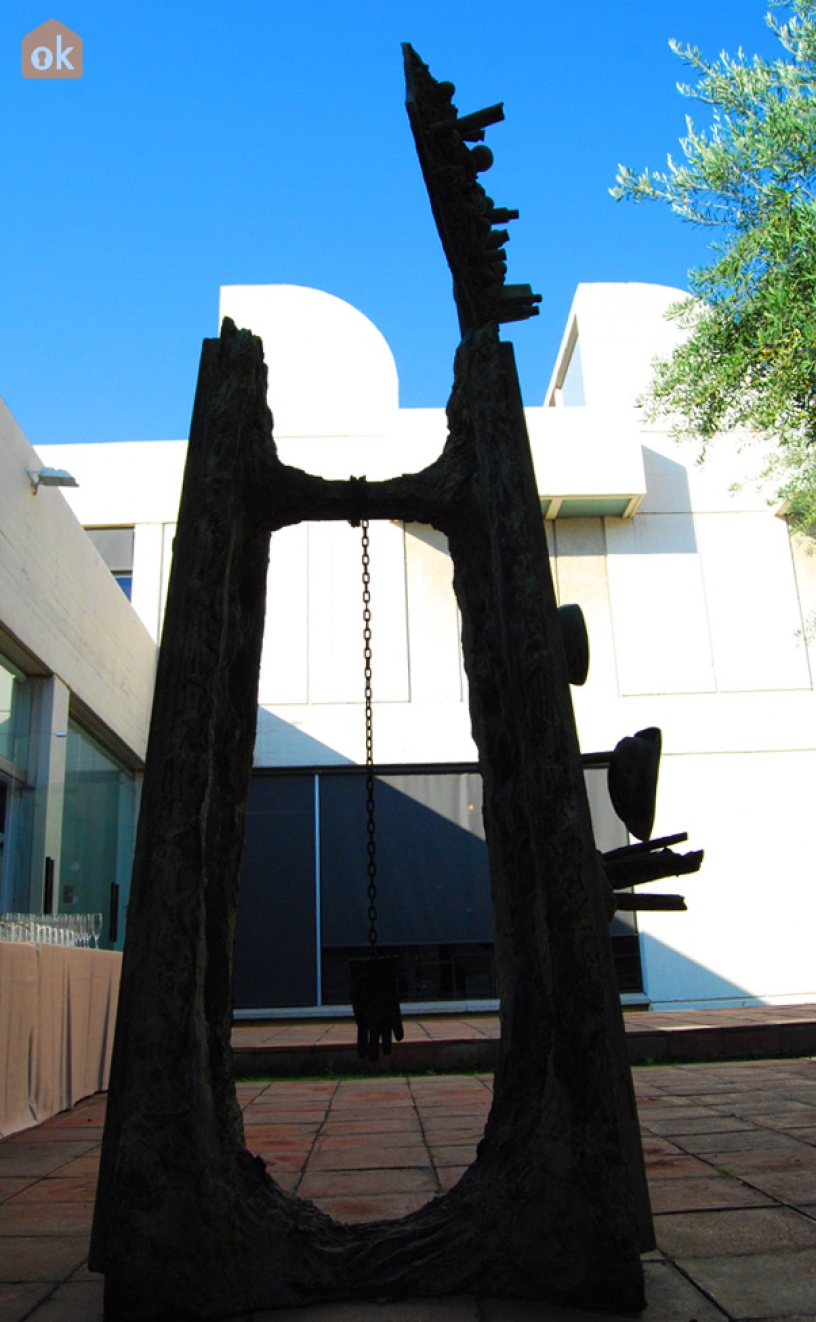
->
[27,467,79,494]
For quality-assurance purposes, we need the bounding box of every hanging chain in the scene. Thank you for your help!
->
[362,520,378,952]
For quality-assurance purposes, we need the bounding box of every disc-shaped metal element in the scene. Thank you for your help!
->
[608,726,662,842]
[557,603,589,686]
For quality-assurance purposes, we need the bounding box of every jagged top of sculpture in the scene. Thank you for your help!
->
[403,44,541,335]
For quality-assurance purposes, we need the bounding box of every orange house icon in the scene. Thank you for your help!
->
[23,20,83,79]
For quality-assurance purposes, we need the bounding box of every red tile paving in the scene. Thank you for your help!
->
[2,1011,816,1318]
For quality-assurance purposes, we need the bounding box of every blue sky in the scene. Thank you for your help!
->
[1,1,784,445]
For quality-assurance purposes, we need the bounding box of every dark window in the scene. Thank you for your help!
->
[85,527,134,598]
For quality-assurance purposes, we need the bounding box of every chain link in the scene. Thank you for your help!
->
[362,520,378,951]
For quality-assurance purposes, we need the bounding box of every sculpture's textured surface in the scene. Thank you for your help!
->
[90,320,651,1320]
[90,47,653,1321]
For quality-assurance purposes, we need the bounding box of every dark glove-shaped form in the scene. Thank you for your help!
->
[349,955,404,1063]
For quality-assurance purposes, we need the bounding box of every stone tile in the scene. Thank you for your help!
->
[236,1083,267,1102]
[269,1169,300,1194]
[680,1129,805,1155]
[0,1201,94,1236]
[0,1178,36,1204]
[48,1155,99,1180]
[679,1247,816,1317]
[710,1147,816,1174]
[644,1115,757,1136]
[641,1136,685,1156]
[728,1097,816,1117]
[437,1166,469,1191]
[298,1167,438,1199]
[37,1103,105,1125]
[767,1113,816,1131]
[725,1167,816,1204]
[312,1133,420,1154]
[412,1093,489,1108]
[319,1117,422,1136]
[638,1105,724,1122]
[422,1133,483,1153]
[648,1176,774,1214]
[328,1100,417,1117]
[0,1281,55,1321]
[244,1098,331,1112]
[785,1128,816,1146]
[242,1123,317,1145]
[5,1125,102,1145]
[0,1145,95,1179]
[22,1278,104,1320]
[255,1081,337,1097]
[244,1109,329,1125]
[313,1192,432,1223]
[423,1126,482,1143]
[254,1151,310,1174]
[66,1261,103,1283]
[332,1081,413,1099]
[0,1236,88,1283]
[419,1115,485,1132]
[645,1153,718,1180]
[656,1206,816,1258]
[306,1146,431,1173]
[428,1144,478,1167]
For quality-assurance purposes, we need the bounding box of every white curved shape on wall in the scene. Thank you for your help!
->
[218,284,399,438]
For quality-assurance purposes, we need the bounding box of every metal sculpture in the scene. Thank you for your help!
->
[90,48,655,1319]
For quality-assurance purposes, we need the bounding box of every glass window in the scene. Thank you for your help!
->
[59,721,135,949]
[0,653,31,773]
[0,652,34,912]
[85,527,135,599]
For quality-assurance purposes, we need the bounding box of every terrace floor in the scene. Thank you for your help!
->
[2,1008,816,1320]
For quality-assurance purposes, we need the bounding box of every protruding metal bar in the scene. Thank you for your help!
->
[456,103,505,137]
[614,894,687,912]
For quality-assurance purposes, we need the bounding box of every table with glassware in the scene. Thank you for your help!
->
[0,914,122,1137]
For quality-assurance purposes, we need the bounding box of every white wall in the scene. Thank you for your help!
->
[549,412,815,1008]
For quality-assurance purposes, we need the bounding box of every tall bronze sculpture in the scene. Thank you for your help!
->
[90,48,654,1319]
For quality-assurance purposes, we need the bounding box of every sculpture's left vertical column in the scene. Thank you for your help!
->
[89,319,276,1320]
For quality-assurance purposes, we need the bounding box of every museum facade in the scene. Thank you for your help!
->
[3,280,814,1013]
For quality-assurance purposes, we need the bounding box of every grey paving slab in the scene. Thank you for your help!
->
[0,1236,89,1283]
[677,1128,804,1155]
[722,1166,816,1204]
[0,1143,97,1179]
[0,1280,55,1322]
[647,1175,775,1214]
[679,1247,816,1318]
[643,1114,759,1136]
[24,1280,104,1321]
[655,1205,816,1258]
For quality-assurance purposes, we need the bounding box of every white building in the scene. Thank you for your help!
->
[5,280,815,1011]
[0,401,155,949]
